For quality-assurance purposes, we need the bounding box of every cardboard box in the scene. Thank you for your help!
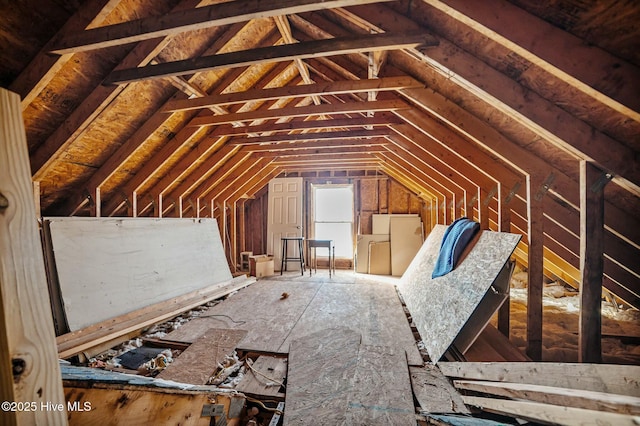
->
[249,255,274,278]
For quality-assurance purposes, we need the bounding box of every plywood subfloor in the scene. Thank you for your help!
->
[284,328,416,425]
[164,272,422,365]
[156,328,247,385]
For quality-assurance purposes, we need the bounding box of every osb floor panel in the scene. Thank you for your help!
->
[284,328,416,426]
[156,328,247,385]
[164,271,423,365]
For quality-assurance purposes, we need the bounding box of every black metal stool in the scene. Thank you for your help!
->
[281,237,305,275]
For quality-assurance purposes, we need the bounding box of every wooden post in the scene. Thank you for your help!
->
[579,161,608,363]
[526,174,545,360]
[229,200,237,273]
[239,199,246,255]
[497,183,512,336]
[32,181,41,218]
[0,88,68,425]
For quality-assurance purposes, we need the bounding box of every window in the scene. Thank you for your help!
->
[312,184,354,258]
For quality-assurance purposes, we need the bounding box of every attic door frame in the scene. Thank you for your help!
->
[310,183,355,260]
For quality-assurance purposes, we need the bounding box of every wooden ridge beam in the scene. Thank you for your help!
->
[257,145,387,157]
[227,128,391,145]
[272,152,377,164]
[209,114,403,136]
[163,76,423,112]
[244,138,388,152]
[104,32,438,84]
[51,0,396,54]
[190,99,409,126]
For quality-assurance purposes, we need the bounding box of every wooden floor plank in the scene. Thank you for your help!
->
[463,395,638,426]
[284,327,362,425]
[164,280,323,351]
[279,281,422,365]
[236,355,287,399]
[345,344,417,425]
[454,380,640,415]
[157,328,247,385]
[409,365,469,415]
[439,362,640,397]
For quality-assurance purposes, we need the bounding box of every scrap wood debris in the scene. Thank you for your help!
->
[209,351,244,386]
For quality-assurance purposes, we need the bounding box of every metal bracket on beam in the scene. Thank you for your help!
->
[118,190,131,207]
[535,173,555,201]
[590,171,614,193]
[504,182,521,204]
[483,186,498,207]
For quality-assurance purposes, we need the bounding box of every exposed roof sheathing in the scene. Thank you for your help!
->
[0,0,638,307]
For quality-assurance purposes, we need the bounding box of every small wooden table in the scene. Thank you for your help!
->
[307,239,335,277]
[281,237,305,276]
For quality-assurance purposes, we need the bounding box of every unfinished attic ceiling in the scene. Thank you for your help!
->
[1,0,639,311]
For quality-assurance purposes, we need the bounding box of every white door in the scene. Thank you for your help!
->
[267,177,304,271]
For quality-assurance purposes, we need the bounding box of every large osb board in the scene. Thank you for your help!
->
[46,217,231,331]
[398,225,520,362]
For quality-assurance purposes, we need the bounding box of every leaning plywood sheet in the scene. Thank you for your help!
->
[390,215,423,276]
[368,240,391,275]
[372,213,417,234]
[355,234,388,273]
[398,225,520,362]
[45,217,232,330]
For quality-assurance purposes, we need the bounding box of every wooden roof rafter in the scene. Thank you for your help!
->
[372,3,640,193]
[49,0,398,55]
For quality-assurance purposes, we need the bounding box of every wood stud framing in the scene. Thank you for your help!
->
[1,0,637,377]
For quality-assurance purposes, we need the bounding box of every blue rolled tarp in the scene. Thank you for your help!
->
[431,217,480,278]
